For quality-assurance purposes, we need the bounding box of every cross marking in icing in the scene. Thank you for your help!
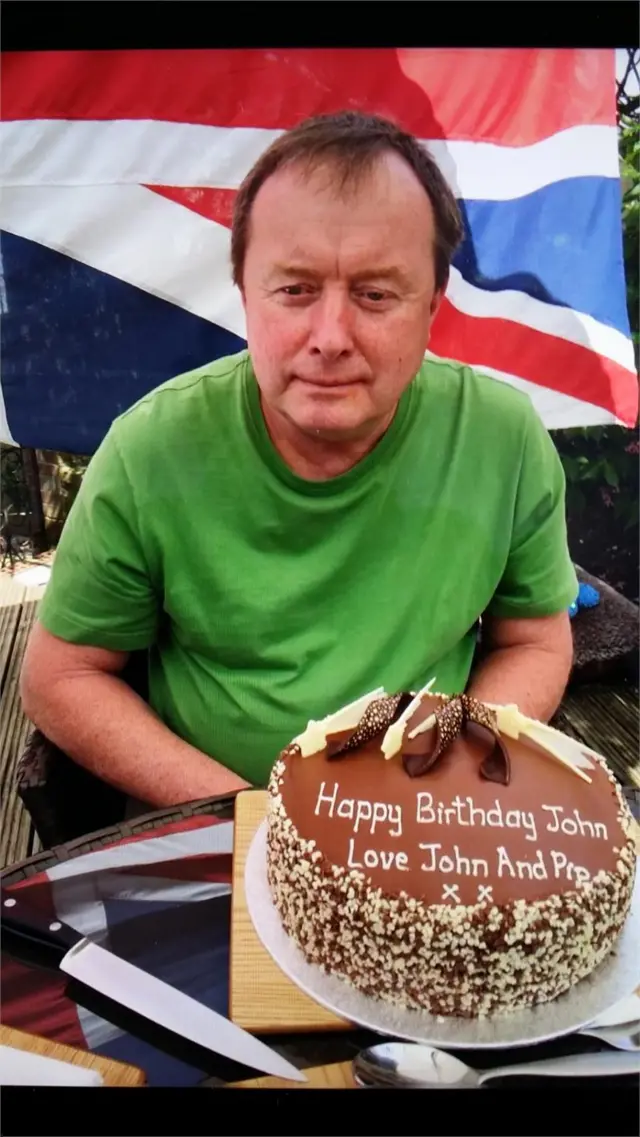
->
[477,885,493,903]
[442,883,460,902]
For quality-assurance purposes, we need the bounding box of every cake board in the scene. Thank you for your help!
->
[229,789,351,1032]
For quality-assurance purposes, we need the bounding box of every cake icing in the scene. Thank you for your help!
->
[266,688,636,1018]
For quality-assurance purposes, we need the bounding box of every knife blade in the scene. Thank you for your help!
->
[1,887,305,1083]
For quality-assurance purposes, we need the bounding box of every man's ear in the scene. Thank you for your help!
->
[429,277,447,320]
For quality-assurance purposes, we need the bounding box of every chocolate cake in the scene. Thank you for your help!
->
[266,685,637,1018]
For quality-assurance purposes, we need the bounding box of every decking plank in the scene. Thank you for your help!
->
[552,682,639,788]
[0,583,46,867]
[0,576,26,696]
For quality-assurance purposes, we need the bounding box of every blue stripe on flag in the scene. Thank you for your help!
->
[0,231,246,454]
[456,177,629,335]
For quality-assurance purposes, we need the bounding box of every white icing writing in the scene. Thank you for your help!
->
[542,805,608,840]
[313,782,607,893]
[417,792,538,842]
[314,782,403,837]
[496,846,549,880]
[549,849,591,884]
[496,846,591,884]
[347,839,409,872]
[419,843,489,878]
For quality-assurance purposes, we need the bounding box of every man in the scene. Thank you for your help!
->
[20,111,577,809]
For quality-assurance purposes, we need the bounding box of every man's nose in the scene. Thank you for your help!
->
[308,291,354,358]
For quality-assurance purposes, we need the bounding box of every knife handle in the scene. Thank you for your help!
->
[1,887,83,961]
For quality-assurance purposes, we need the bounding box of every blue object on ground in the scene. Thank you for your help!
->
[569,581,601,619]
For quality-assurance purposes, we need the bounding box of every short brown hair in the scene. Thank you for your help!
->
[231,111,464,293]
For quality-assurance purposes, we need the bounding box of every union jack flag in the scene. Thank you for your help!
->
[0,47,637,453]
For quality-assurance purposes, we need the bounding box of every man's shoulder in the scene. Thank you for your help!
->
[113,349,249,441]
[416,355,537,428]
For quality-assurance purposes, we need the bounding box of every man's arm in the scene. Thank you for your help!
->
[20,622,250,807]
[467,609,573,722]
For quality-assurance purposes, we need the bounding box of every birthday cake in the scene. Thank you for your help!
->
[266,684,637,1018]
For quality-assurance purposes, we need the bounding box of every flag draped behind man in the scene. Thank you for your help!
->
[0,47,637,452]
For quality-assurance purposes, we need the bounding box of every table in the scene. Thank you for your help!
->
[1,793,639,1098]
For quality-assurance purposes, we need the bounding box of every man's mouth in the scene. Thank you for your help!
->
[295,376,363,389]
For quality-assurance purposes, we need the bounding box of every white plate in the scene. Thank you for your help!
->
[246,821,640,1050]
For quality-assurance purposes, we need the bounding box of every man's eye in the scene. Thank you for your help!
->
[360,290,388,303]
[281,284,312,296]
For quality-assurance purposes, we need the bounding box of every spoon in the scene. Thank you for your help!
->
[353,1042,640,1089]
[577,1021,640,1051]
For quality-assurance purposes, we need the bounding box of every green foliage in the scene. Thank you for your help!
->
[620,113,639,362]
[553,426,639,531]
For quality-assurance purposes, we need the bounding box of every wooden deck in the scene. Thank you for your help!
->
[0,572,47,867]
[0,571,638,870]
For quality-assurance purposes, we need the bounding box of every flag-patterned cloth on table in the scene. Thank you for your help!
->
[0,47,637,453]
[1,816,234,1086]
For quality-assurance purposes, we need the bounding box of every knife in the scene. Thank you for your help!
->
[1,887,306,1083]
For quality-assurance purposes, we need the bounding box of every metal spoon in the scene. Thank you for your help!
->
[577,1021,640,1051]
[353,1042,640,1089]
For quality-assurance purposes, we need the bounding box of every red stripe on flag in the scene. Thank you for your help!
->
[0,955,89,1048]
[147,186,236,228]
[431,300,639,426]
[1,880,87,1048]
[1,49,616,146]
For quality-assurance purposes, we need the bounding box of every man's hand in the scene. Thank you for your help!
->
[20,622,251,807]
[467,610,573,722]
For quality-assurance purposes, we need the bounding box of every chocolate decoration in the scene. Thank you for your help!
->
[323,689,513,783]
[327,691,414,758]
[479,739,511,785]
[400,693,511,784]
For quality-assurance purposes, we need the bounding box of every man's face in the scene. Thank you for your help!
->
[241,151,445,443]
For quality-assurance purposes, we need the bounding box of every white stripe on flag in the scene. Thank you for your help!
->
[52,872,230,935]
[0,420,18,449]
[77,1003,124,1051]
[445,266,636,374]
[0,119,621,200]
[0,184,247,339]
[81,874,231,907]
[52,875,109,939]
[45,819,234,884]
[0,244,17,444]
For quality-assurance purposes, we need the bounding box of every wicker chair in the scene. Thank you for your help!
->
[15,569,639,850]
[16,650,149,849]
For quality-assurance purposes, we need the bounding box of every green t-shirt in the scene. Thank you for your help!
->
[38,350,577,785]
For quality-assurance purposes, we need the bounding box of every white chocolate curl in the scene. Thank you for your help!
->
[381,678,436,759]
[484,702,593,784]
[292,688,386,757]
